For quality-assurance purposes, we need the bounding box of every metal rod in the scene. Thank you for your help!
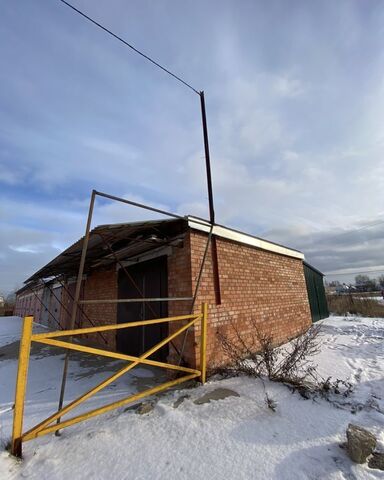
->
[24,317,197,440]
[25,373,199,440]
[24,283,62,330]
[200,91,221,305]
[199,91,215,225]
[191,225,214,311]
[32,338,200,375]
[95,190,184,220]
[78,297,193,305]
[211,236,222,305]
[11,316,33,458]
[177,225,213,366]
[52,275,108,344]
[91,231,183,266]
[12,306,207,447]
[94,229,185,358]
[32,313,200,339]
[94,190,212,229]
[94,231,163,319]
[56,190,96,431]
[200,303,208,384]
[43,280,73,327]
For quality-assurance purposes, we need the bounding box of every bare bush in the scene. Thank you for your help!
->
[216,318,321,383]
[215,318,353,405]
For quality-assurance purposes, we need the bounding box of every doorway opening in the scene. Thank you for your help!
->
[117,256,168,361]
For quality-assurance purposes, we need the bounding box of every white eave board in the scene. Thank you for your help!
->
[187,217,305,260]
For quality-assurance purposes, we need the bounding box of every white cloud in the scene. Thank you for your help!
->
[273,74,306,98]
[9,245,45,254]
[1,0,384,291]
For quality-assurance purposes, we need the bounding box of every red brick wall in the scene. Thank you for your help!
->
[167,234,195,365]
[17,229,311,371]
[185,231,312,370]
[81,268,118,349]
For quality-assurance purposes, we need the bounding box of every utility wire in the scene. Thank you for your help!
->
[58,0,200,95]
[313,217,384,244]
[325,268,384,276]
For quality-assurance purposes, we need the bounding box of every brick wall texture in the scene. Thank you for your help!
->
[80,268,117,349]
[15,228,312,372]
[169,230,312,370]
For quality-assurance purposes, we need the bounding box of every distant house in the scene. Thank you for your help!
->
[15,216,328,369]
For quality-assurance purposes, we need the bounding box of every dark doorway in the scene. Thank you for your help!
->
[117,256,168,361]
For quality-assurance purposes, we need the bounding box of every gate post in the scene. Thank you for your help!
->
[11,315,33,458]
[200,303,208,384]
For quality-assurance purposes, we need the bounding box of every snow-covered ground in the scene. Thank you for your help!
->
[0,315,383,479]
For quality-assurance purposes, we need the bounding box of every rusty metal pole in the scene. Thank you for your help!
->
[199,91,215,225]
[200,91,221,305]
[56,190,96,432]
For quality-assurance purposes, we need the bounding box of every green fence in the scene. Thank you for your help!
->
[303,262,329,322]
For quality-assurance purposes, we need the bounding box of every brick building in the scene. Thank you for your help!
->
[15,216,317,370]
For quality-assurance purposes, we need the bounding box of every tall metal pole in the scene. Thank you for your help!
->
[56,189,96,431]
[199,91,215,225]
[200,91,221,304]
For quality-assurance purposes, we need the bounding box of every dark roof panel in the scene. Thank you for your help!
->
[26,218,187,282]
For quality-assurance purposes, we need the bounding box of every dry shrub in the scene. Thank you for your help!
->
[215,318,352,406]
[216,319,321,385]
[327,294,384,317]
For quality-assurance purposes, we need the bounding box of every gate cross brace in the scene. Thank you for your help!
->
[11,306,207,457]
[23,317,197,441]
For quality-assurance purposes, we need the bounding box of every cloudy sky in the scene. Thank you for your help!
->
[1,0,384,294]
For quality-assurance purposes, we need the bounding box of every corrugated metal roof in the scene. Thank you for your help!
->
[25,218,187,282]
[24,216,305,284]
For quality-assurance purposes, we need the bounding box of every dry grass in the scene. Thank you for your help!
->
[327,294,384,317]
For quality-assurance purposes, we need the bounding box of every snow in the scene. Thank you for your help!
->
[0,315,383,479]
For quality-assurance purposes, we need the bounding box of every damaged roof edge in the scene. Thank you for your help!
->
[24,218,187,284]
[187,216,305,260]
[23,215,304,285]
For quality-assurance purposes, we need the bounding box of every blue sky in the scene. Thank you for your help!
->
[1,0,384,293]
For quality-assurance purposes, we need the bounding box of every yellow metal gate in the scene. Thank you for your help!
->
[11,303,208,457]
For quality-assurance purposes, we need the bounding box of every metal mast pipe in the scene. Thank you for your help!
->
[199,91,215,225]
[200,91,221,304]
[56,189,96,431]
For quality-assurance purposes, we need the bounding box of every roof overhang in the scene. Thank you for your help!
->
[23,215,304,285]
[187,216,305,260]
[25,218,188,283]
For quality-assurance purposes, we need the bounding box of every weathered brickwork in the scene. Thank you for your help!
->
[167,234,195,366]
[187,231,312,370]
[81,268,118,349]
[15,228,312,373]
